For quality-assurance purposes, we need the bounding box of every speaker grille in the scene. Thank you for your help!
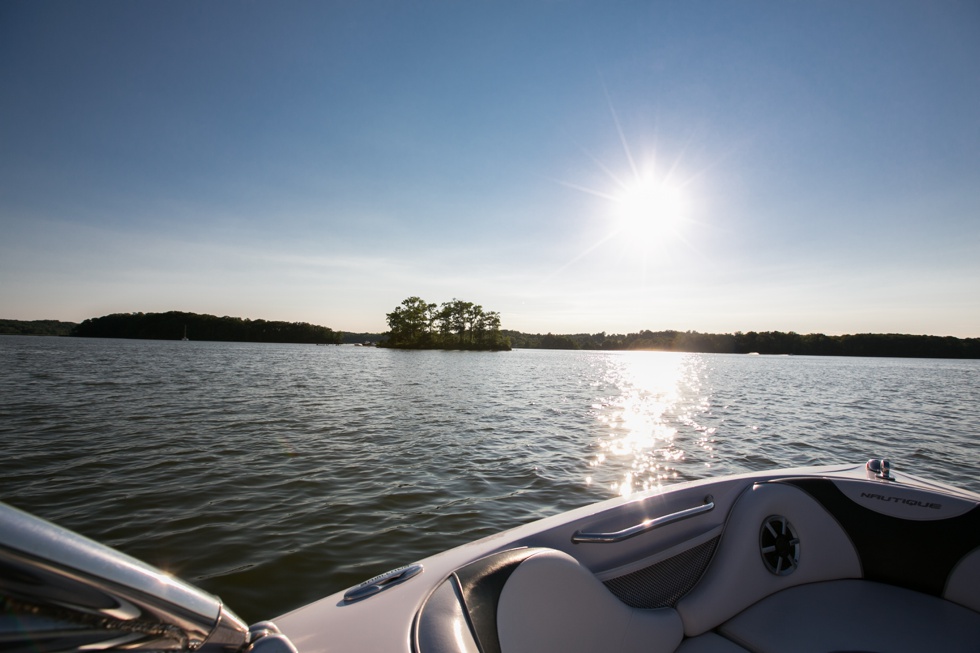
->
[603,536,719,608]
[760,515,800,575]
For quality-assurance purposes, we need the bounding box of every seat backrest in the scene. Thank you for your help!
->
[415,547,683,653]
[945,546,980,612]
[496,549,684,653]
[675,482,861,637]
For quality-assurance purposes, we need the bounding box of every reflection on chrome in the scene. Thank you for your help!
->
[589,353,714,496]
[0,502,296,653]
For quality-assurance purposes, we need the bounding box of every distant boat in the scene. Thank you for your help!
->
[181,325,189,341]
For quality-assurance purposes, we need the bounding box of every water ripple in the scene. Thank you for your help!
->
[1,337,977,622]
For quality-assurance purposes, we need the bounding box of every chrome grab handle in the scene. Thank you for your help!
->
[571,496,714,544]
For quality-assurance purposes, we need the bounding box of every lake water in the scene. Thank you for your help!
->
[2,335,978,623]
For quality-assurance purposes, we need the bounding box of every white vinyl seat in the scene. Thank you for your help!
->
[675,482,861,637]
[672,479,980,652]
[717,579,980,653]
[945,545,980,612]
[496,549,684,653]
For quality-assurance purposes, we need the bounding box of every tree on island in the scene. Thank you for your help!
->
[382,296,510,350]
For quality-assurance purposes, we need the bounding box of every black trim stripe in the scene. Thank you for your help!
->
[452,548,541,653]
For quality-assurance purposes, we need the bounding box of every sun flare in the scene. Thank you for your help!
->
[550,131,703,279]
[612,173,687,245]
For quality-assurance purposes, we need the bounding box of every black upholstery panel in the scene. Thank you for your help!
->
[784,478,980,596]
[451,548,543,653]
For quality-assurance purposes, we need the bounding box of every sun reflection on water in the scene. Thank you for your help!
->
[588,352,711,497]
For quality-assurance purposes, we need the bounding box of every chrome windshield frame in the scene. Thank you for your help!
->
[0,501,249,652]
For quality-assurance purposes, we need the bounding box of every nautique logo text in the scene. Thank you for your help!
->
[860,492,941,509]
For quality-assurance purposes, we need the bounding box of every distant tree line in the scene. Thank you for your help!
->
[8,312,977,358]
[502,330,572,350]
[382,296,511,350]
[0,319,77,336]
[70,311,342,344]
[504,329,980,359]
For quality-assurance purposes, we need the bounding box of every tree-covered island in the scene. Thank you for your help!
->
[381,296,511,350]
[70,311,342,344]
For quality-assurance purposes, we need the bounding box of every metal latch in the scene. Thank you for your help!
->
[342,563,424,604]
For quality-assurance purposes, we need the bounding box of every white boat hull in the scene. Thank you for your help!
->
[274,462,980,653]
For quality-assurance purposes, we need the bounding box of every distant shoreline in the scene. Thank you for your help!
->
[2,317,978,359]
[0,319,78,337]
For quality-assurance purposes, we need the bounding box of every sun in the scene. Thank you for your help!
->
[548,129,703,279]
[612,173,687,244]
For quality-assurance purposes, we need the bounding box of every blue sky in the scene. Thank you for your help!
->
[2,1,978,337]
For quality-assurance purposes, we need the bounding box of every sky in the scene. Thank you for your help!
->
[2,1,978,337]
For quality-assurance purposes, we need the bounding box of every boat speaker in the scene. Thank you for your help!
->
[760,515,800,576]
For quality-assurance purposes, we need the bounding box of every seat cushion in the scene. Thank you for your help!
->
[496,549,683,653]
[718,579,980,653]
